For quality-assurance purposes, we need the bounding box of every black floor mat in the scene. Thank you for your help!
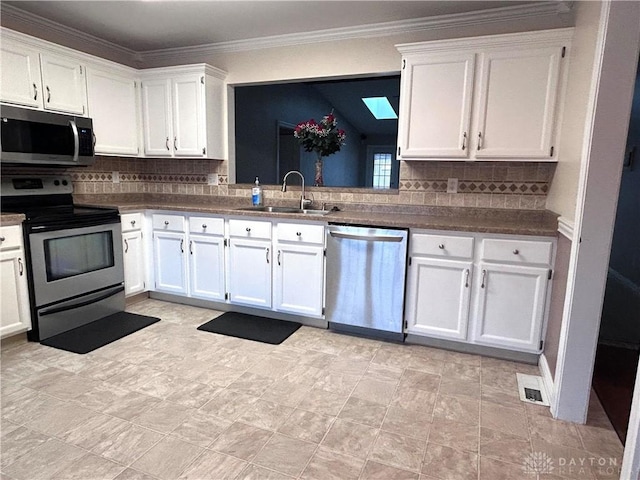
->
[197,312,301,345]
[41,311,160,354]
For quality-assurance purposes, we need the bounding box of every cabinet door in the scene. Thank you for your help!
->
[86,68,139,155]
[172,75,204,156]
[274,243,324,316]
[153,231,187,295]
[142,79,173,156]
[122,230,146,296]
[39,53,86,115]
[0,40,42,108]
[471,263,549,352]
[228,238,271,308]
[189,234,225,301]
[474,46,562,159]
[399,53,474,159]
[0,250,31,338]
[405,257,472,340]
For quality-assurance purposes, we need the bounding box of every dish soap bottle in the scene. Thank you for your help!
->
[252,177,263,206]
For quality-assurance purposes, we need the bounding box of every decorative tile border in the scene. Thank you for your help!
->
[400,180,549,195]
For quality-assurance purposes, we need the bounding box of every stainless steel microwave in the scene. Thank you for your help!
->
[0,105,95,167]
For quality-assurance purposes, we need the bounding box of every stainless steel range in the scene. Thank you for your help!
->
[1,175,125,341]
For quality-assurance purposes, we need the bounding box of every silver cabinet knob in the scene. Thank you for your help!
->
[438,244,445,249]
[164,220,169,226]
[246,227,251,232]
[0,237,5,242]
[131,220,136,226]
[513,249,520,255]
[202,224,207,229]
[296,232,302,236]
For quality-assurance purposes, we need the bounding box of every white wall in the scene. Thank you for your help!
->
[546,1,603,220]
[139,16,573,83]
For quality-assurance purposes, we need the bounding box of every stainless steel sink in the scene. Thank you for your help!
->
[236,206,330,215]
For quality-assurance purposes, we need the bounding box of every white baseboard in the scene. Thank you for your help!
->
[538,353,555,409]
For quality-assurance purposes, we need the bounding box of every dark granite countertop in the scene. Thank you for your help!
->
[74,194,559,237]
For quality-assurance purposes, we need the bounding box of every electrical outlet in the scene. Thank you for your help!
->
[447,177,458,193]
[112,171,120,184]
[207,173,219,185]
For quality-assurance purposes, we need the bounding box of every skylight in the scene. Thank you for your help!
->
[362,97,397,120]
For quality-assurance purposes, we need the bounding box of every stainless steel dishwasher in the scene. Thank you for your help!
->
[325,224,408,341]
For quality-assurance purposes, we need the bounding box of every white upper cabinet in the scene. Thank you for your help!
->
[397,28,572,162]
[399,53,475,159]
[1,33,87,115]
[141,78,173,156]
[0,38,41,108]
[474,46,561,159]
[141,65,226,159]
[86,67,140,155]
[39,53,87,115]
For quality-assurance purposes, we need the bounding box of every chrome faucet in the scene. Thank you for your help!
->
[282,170,311,210]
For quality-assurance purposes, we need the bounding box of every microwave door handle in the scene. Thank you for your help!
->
[69,119,79,163]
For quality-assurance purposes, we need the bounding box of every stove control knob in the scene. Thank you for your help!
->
[54,180,60,186]
[62,180,68,186]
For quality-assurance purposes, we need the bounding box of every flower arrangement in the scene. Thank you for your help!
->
[294,112,346,158]
[294,112,346,186]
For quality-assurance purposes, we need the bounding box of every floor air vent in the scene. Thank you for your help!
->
[516,373,550,406]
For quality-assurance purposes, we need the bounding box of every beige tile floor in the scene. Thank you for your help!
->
[0,299,624,480]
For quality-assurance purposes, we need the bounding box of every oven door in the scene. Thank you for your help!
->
[28,221,124,307]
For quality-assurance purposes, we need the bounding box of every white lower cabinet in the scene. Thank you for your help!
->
[152,213,226,300]
[188,217,225,301]
[0,226,32,338]
[405,230,554,353]
[121,213,146,296]
[273,222,325,317]
[405,256,473,340]
[227,218,272,308]
[152,214,188,295]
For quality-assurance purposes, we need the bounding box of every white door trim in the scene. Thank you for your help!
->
[552,0,640,426]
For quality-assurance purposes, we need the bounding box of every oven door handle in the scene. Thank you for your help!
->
[69,119,80,163]
[39,285,124,317]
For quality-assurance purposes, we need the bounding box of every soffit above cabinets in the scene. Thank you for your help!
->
[1,1,574,67]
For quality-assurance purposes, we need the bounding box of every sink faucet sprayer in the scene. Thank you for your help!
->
[282,170,311,210]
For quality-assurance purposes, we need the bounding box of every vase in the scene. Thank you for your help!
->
[314,156,324,187]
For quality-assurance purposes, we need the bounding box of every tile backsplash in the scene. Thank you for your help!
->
[3,156,555,210]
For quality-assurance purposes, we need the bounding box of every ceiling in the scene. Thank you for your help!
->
[3,1,547,53]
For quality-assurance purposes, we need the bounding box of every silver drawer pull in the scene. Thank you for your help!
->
[296,232,302,236]
[438,244,445,249]
[464,269,469,288]
[164,220,169,226]
[180,239,184,253]
[165,137,170,150]
[246,227,251,232]
[124,238,129,253]
[202,224,207,229]
[0,236,5,242]
[266,247,270,263]
[513,249,520,255]
[481,269,487,288]
[18,258,24,276]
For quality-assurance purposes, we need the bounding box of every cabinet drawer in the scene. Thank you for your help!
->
[229,218,271,239]
[410,233,474,259]
[276,223,324,244]
[121,212,142,232]
[189,216,224,236]
[152,214,185,232]
[481,238,553,265]
[0,226,23,250]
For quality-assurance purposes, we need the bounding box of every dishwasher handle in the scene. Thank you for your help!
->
[329,231,404,243]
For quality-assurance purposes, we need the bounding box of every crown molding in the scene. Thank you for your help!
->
[1,1,572,67]
[141,2,572,64]
[0,3,142,67]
